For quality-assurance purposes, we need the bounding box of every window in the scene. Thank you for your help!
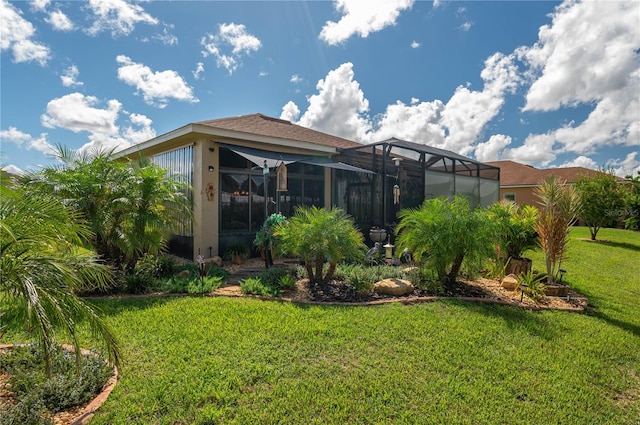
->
[503,192,516,202]
[219,148,324,234]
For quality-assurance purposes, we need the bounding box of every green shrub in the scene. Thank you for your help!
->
[239,277,282,297]
[0,344,113,424]
[278,274,297,290]
[186,276,224,294]
[517,271,547,302]
[396,196,497,287]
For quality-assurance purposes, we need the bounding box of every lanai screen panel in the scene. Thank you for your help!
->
[152,145,194,237]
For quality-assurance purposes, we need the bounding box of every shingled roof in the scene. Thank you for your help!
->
[195,113,362,150]
[485,160,606,186]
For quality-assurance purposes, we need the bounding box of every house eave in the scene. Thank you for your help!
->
[114,123,338,160]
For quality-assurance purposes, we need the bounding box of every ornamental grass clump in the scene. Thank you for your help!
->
[534,176,581,285]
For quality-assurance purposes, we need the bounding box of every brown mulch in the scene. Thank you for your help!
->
[216,260,587,311]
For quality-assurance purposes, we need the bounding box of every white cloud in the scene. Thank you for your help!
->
[153,25,178,46]
[1,164,24,175]
[513,0,639,163]
[410,40,420,48]
[0,126,55,155]
[39,92,155,156]
[41,93,121,135]
[521,1,639,112]
[319,0,414,45]
[282,55,520,154]
[0,127,32,145]
[280,101,300,123]
[558,155,598,170]
[290,74,303,84]
[193,62,205,80]
[86,0,158,37]
[61,65,83,87]
[0,0,50,65]
[474,134,512,162]
[201,23,261,75]
[365,99,445,144]
[116,55,199,108]
[503,133,557,166]
[459,21,472,32]
[46,9,74,31]
[440,52,520,154]
[282,63,372,141]
[606,152,640,178]
[30,0,50,12]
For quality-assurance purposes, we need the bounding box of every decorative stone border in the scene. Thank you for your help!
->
[0,343,118,425]
[210,288,587,312]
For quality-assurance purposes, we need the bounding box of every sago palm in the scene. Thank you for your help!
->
[275,206,365,284]
[0,185,120,376]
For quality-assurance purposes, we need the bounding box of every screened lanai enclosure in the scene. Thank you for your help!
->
[332,138,500,238]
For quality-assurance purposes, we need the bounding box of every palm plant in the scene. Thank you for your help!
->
[275,206,365,284]
[19,146,192,275]
[0,185,120,376]
[487,200,539,275]
[395,196,497,287]
[534,176,581,285]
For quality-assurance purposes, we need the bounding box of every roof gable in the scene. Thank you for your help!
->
[195,113,362,150]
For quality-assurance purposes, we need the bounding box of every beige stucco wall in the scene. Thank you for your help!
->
[192,139,220,259]
[500,187,538,206]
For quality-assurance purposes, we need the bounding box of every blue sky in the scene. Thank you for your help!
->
[1,0,639,176]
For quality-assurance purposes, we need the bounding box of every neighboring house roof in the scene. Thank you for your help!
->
[485,160,608,187]
[195,113,362,150]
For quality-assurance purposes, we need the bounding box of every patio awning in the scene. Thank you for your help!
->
[221,144,374,174]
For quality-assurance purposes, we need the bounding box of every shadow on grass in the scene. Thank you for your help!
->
[578,238,640,253]
[87,295,184,317]
[454,299,567,341]
[585,308,640,338]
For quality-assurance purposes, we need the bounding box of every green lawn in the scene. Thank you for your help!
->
[4,227,640,424]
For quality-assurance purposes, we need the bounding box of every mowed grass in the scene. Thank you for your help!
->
[3,227,639,424]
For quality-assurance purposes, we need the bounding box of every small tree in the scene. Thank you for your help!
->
[623,171,640,231]
[575,168,625,240]
[395,196,497,287]
[275,206,365,284]
[534,176,581,285]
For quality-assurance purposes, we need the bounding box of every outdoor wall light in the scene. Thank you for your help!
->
[392,157,402,167]
[208,147,215,152]
[208,165,215,172]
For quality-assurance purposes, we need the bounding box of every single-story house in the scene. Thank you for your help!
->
[116,113,500,260]
[485,160,611,206]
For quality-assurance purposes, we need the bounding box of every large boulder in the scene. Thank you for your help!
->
[205,256,223,267]
[374,278,414,296]
[501,274,519,291]
[175,269,191,278]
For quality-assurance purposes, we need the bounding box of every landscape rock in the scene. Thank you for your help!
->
[205,256,223,267]
[501,274,519,291]
[374,278,414,296]
[175,270,191,278]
